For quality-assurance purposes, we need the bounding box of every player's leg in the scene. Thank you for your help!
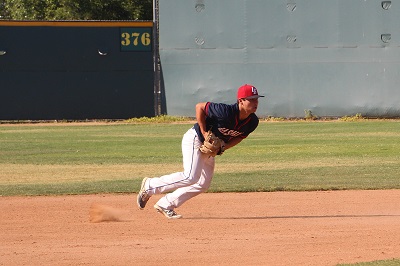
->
[155,155,215,210]
[137,127,207,210]
[146,128,206,193]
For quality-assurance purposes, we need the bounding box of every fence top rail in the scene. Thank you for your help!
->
[0,20,153,27]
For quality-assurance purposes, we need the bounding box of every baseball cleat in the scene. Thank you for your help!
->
[137,177,150,209]
[154,204,182,219]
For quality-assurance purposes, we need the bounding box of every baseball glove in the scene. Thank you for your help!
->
[199,130,225,157]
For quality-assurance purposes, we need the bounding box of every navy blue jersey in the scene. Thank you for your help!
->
[194,102,259,143]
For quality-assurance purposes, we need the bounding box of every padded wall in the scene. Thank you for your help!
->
[159,0,400,117]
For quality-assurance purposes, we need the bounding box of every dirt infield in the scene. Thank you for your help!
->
[1,190,400,266]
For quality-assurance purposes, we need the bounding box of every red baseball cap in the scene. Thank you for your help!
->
[237,84,264,99]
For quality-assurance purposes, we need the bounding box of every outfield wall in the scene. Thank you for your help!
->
[158,0,400,117]
[0,21,154,120]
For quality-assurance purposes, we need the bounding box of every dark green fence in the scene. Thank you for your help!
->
[0,21,154,120]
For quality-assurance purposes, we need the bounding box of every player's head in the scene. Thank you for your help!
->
[237,84,264,114]
[237,84,264,100]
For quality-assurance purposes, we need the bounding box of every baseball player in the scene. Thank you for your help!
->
[137,84,264,219]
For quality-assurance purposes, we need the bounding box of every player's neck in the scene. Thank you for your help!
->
[239,109,251,121]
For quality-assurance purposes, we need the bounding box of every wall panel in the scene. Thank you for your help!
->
[159,0,400,117]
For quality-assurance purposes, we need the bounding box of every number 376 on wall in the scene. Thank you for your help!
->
[120,27,152,52]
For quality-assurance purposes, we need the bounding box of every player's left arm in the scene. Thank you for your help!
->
[224,136,244,150]
[225,117,258,151]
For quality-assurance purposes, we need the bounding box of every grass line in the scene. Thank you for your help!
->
[1,121,400,196]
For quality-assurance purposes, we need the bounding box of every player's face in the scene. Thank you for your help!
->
[241,97,259,113]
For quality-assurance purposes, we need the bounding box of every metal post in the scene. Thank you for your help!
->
[153,0,161,116]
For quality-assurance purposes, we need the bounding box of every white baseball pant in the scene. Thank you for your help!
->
[144,127,215,209]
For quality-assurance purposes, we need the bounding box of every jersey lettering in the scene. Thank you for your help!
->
[218,128,243,137]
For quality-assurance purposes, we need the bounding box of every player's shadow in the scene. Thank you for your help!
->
[187,214,400,220]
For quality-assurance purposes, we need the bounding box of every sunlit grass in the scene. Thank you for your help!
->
[1,120,399,196]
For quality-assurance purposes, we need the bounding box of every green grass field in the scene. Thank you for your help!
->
[1,120,399,196]
[338,259,400,266]
[1,120,399,266]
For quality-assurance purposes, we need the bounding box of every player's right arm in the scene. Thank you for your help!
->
[195,102,208,137]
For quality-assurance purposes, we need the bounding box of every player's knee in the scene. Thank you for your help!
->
[186,175,201,185]
[198,185,209,193]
